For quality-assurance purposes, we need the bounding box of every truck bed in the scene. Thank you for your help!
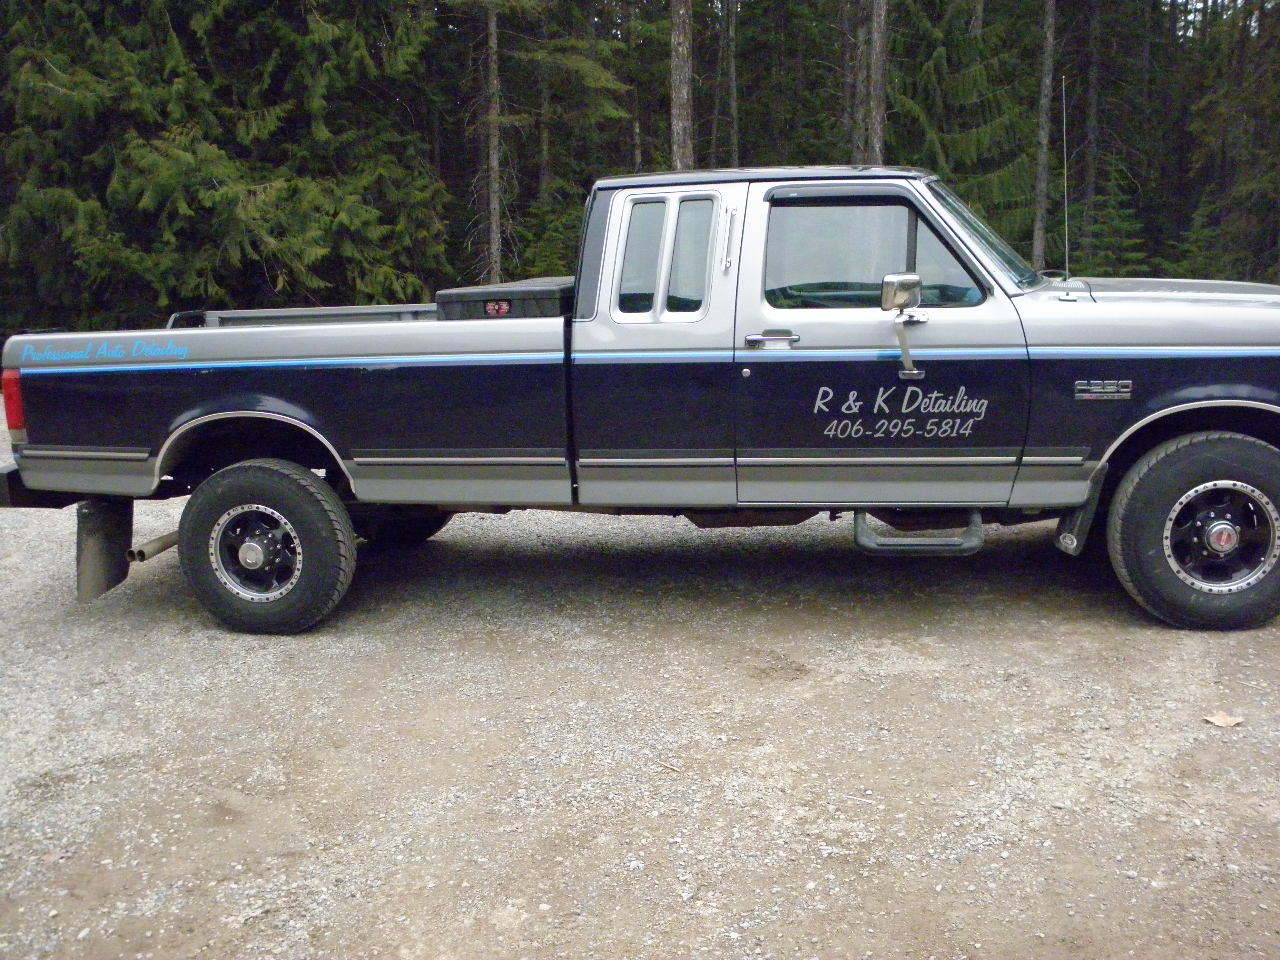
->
[166,277,575,328]
[169,303,439,328]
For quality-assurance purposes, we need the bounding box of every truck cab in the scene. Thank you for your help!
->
[569,167,1032,510]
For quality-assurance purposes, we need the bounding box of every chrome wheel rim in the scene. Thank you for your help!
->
[1162,480,1280,594]
[209,504,303,602]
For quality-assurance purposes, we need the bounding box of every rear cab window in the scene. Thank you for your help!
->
[614,193,719,323]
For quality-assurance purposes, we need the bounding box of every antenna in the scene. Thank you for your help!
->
[1061,74,1071,279]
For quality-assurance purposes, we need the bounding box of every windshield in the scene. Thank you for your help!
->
[926,181,1042,291]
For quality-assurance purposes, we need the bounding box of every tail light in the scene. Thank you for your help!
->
[2,368,25,433]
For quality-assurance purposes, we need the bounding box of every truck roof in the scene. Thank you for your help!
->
[593,165,934,190]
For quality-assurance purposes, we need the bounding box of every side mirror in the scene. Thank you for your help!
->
[881,273,922,312]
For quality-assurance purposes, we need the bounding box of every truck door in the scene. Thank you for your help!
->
[571,182,747,506]
[732,180,1030,505]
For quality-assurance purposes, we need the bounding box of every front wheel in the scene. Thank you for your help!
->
[179,458,356,633]
[1107,431,1280,629]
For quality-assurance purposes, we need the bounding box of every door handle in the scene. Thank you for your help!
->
[722,208,738,272]
[744,332,801,348]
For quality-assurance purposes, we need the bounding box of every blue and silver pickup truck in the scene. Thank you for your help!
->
[5,166,1280,633]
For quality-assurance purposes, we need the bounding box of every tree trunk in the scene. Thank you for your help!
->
[866,0,888,164]
[840,0,856,160]
[855,20,869,161]
[1082,0,1100,258]
[725,0,739,166]
[710,1,725,163]
[1032,0,1056,269]
[485,2,502,283]
[670,0,695,170]
[627,1,642,171]
[538,64,552,201]
[1141,0,1153,100]
[969,0,985,35]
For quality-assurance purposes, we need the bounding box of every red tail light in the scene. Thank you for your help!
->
[2,368,25,432]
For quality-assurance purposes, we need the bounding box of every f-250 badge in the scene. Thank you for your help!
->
[1075,379,1133,401]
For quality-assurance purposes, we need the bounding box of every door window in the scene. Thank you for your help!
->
[763,199,982,309]
[915,219,984,306]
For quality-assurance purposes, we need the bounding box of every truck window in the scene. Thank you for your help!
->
[618,200,666,313]
[915,218,984,306]
[764,200,982,309]
[666,198,715,313]
[615,194,719,321]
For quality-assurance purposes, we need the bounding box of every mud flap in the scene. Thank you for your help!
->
[76,497,133,602]
[1054,465,1109,556]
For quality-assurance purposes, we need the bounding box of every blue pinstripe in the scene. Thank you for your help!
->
[17,344,1280,375]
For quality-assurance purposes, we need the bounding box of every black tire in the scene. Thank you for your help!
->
[348,505,453,549]
[1107,431,1280,630]
[179,458,356,634]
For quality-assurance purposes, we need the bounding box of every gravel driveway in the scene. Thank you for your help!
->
[2,418,1278,959]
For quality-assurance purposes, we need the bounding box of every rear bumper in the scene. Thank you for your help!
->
[1,462,81,509]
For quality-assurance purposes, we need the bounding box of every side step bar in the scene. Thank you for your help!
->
[853,509,985,557]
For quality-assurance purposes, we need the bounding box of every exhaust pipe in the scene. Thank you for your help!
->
[128,530,179,563]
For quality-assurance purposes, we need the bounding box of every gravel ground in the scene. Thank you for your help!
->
[2,418,1279,959]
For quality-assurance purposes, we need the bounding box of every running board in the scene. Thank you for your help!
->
[853,509,985,557]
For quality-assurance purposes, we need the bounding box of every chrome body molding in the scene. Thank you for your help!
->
[20,446,151,462]
[155,411,356,491]
[1098,400,1280,466]
[739,500,1009,509]
[578,457,733,468]
[351,455,566,467]
[736,455,1018,467]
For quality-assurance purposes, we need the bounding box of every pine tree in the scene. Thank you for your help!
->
[1183,0,1280,282]
[891,0,1037,244]
[0,0,452,334]
[1071,158,1150,277]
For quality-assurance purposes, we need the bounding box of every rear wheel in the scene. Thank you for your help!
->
[179,458,356,633]
[1107,431,1280,629]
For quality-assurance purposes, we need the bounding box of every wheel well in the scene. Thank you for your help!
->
[1100,404,1280,508]
[157,416,350,496]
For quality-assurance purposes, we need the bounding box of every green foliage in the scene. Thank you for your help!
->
[1183,2,1280,283]
[891,0,1037,244]
[0,0,452,333]
[515,183,583,277]
[1072,158,1151,277]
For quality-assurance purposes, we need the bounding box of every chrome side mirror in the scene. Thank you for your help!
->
[881,273,923,312]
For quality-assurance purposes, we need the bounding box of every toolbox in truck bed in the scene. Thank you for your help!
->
[435,276,575,321]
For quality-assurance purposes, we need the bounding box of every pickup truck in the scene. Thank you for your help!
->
[5,165,1280,634]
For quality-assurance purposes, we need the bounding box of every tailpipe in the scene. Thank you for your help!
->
[128,530,179,563]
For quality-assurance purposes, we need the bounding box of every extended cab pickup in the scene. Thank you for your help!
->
[6,166,1280,633]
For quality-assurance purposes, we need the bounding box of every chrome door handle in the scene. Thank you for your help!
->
[722,208,738,272]
[744,333,801,347]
